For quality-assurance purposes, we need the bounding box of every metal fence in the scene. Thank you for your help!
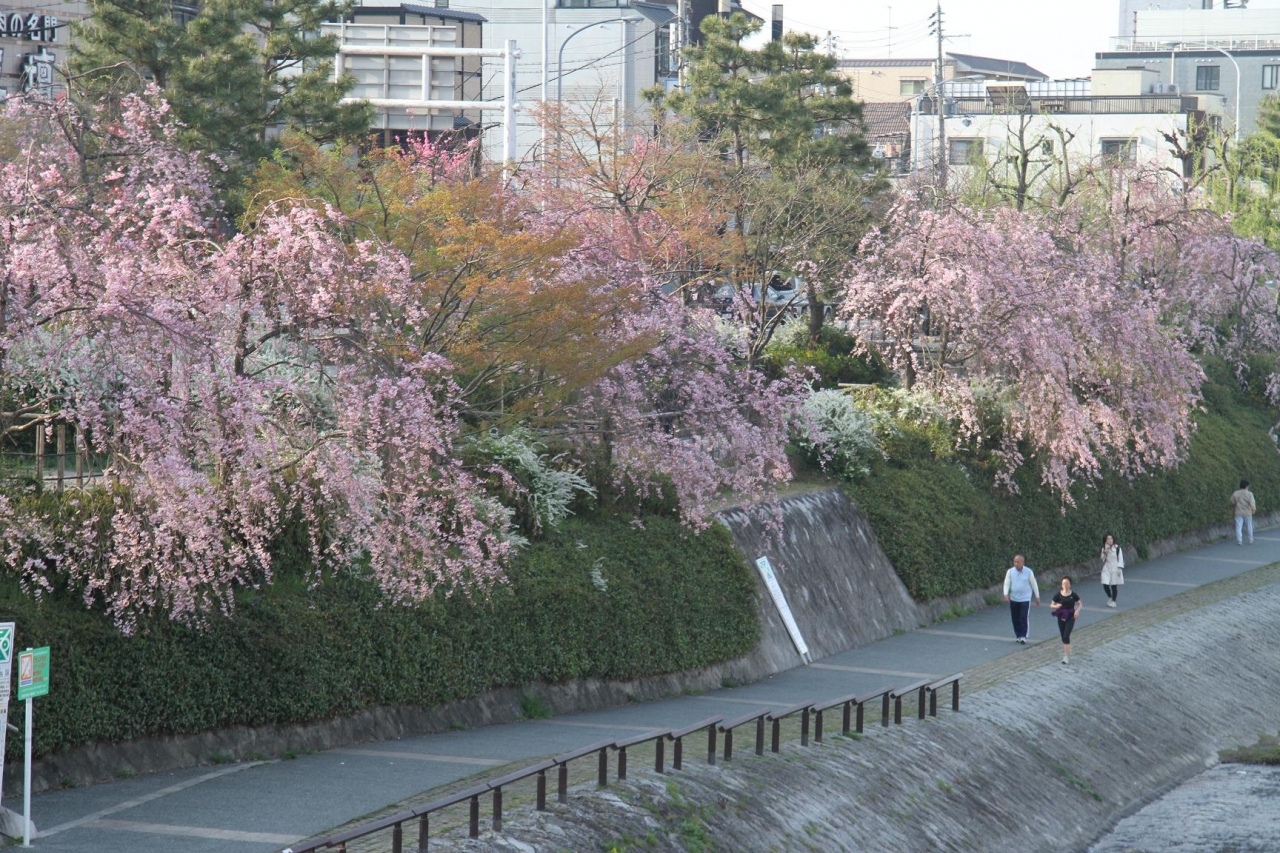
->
[280,672,964,853]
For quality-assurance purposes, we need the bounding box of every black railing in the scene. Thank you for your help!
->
[280,674,964,853]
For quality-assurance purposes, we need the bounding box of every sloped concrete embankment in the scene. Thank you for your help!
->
[716,489,921,679]
[431,580,1280,852]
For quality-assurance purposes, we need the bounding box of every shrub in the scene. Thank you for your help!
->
[0,512,759,762]
[795,389,882,478]
[848,373,1280,600]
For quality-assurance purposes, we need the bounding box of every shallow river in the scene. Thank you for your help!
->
[1088,764,1280,852]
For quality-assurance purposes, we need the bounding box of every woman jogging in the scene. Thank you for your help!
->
[1051,576,1082,665]
[1100,533,1124,608]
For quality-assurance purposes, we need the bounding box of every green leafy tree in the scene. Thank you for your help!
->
[72,0,371,182]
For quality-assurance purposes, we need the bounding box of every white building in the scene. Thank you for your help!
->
[1100,2,1280,136]
[909,72,1224,188]
[415,0,675,163]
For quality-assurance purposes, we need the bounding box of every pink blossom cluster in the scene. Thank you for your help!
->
[0,93,815,628]
[840,190,1249,498]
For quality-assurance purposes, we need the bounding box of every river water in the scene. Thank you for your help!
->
[1088,764,1280,852]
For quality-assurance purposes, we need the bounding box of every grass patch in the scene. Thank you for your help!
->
[1221,733,1280,765]
[519,692,552,720]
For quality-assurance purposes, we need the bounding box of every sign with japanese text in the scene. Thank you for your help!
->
[17,647,49,701]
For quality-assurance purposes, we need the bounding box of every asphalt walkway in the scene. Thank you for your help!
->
[19,529,1280,852]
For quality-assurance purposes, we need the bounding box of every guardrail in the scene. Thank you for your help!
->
[281,673,963,853]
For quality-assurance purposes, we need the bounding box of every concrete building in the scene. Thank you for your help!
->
[0,0,89,100]
[837,52,1047,104]
[331,5,489,148]
[1099,4,1280,136]
[908,72,1222,189]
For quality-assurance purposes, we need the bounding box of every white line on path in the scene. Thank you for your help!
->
[330,748,504,766]
[917,629,1014,642]
[1124,578,1198,587]
[89,818,300,845]
[691,696,795,707]
[534,720,664,732]
[809,663,936,679]
[38,762,265,838]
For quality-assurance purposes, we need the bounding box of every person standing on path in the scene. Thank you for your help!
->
[1230,480,1256,545]
[1100,533,1124,608]
[1002,554,1040,644]
[1051,576,1082,665]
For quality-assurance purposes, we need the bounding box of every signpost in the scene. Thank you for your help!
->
[0,623,12,815]
[754,557,812,664]
[16,646,48,847]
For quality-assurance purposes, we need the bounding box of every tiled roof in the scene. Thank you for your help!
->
[859,101,910,139]
[947,51,1047,80]
[839,57,933,68]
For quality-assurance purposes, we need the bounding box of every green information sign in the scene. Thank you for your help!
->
[17,647,49,701]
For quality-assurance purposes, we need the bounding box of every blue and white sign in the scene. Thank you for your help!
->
[755,557,811,664]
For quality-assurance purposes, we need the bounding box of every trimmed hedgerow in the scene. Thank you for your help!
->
[848,364,1280,600]
[0,513,758,762]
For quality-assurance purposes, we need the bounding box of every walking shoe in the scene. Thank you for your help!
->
[1062,657,1069,665]
[1108,600,1116,608]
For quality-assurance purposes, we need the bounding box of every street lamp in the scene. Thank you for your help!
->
[556,16,644,117]
[553,15,643,183]
[1206,48,1242,141]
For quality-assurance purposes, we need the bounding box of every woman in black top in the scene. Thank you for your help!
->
[1051,576,1082,665]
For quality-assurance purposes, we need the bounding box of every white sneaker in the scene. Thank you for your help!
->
[1108,600,1116,608]
[1061,657,1069,665]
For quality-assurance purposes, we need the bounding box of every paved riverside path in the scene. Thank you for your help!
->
[21,531,1280,852]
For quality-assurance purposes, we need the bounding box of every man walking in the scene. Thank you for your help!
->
[1002,554,1040,643]
[1230,479,1257,545]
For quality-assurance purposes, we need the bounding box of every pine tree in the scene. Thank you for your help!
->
[657,12,869,172]
[72,0,372,182]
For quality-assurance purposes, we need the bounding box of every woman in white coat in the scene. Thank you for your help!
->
[1100,533,1124,608]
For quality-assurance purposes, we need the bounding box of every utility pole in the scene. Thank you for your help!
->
[930,2,947,193]
[677,0,687,88]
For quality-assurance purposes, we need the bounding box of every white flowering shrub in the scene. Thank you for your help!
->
[765,316,812,353]
[468,428,597,535]
[797,389,883,478]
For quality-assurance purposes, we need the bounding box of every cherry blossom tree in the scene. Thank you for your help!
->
[841,196,1204,497]
[0,93,819,628]
[0,93,512,630]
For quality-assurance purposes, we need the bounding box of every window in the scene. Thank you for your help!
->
[948,138,983,164]
[558,0,624,6]
[1196,65,1220,91]
[1265,65,1280,90]
[1100,138,1137,164]
[899,78,926,96]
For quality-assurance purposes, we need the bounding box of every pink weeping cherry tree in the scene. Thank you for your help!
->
[0,92,819,629]
[0,93,512,630]
[840,197,1205,498]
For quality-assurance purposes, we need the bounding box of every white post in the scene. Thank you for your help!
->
[503,39,519,169]
[22,696,31,847]
[618,19,630,133]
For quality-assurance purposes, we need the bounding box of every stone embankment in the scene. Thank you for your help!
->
[425,566,1280,852]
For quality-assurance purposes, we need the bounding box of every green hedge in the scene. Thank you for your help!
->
[0,514,759,762]
[848,365,1280,599]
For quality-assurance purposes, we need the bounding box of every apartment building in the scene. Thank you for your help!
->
[1098,3,1280,136]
